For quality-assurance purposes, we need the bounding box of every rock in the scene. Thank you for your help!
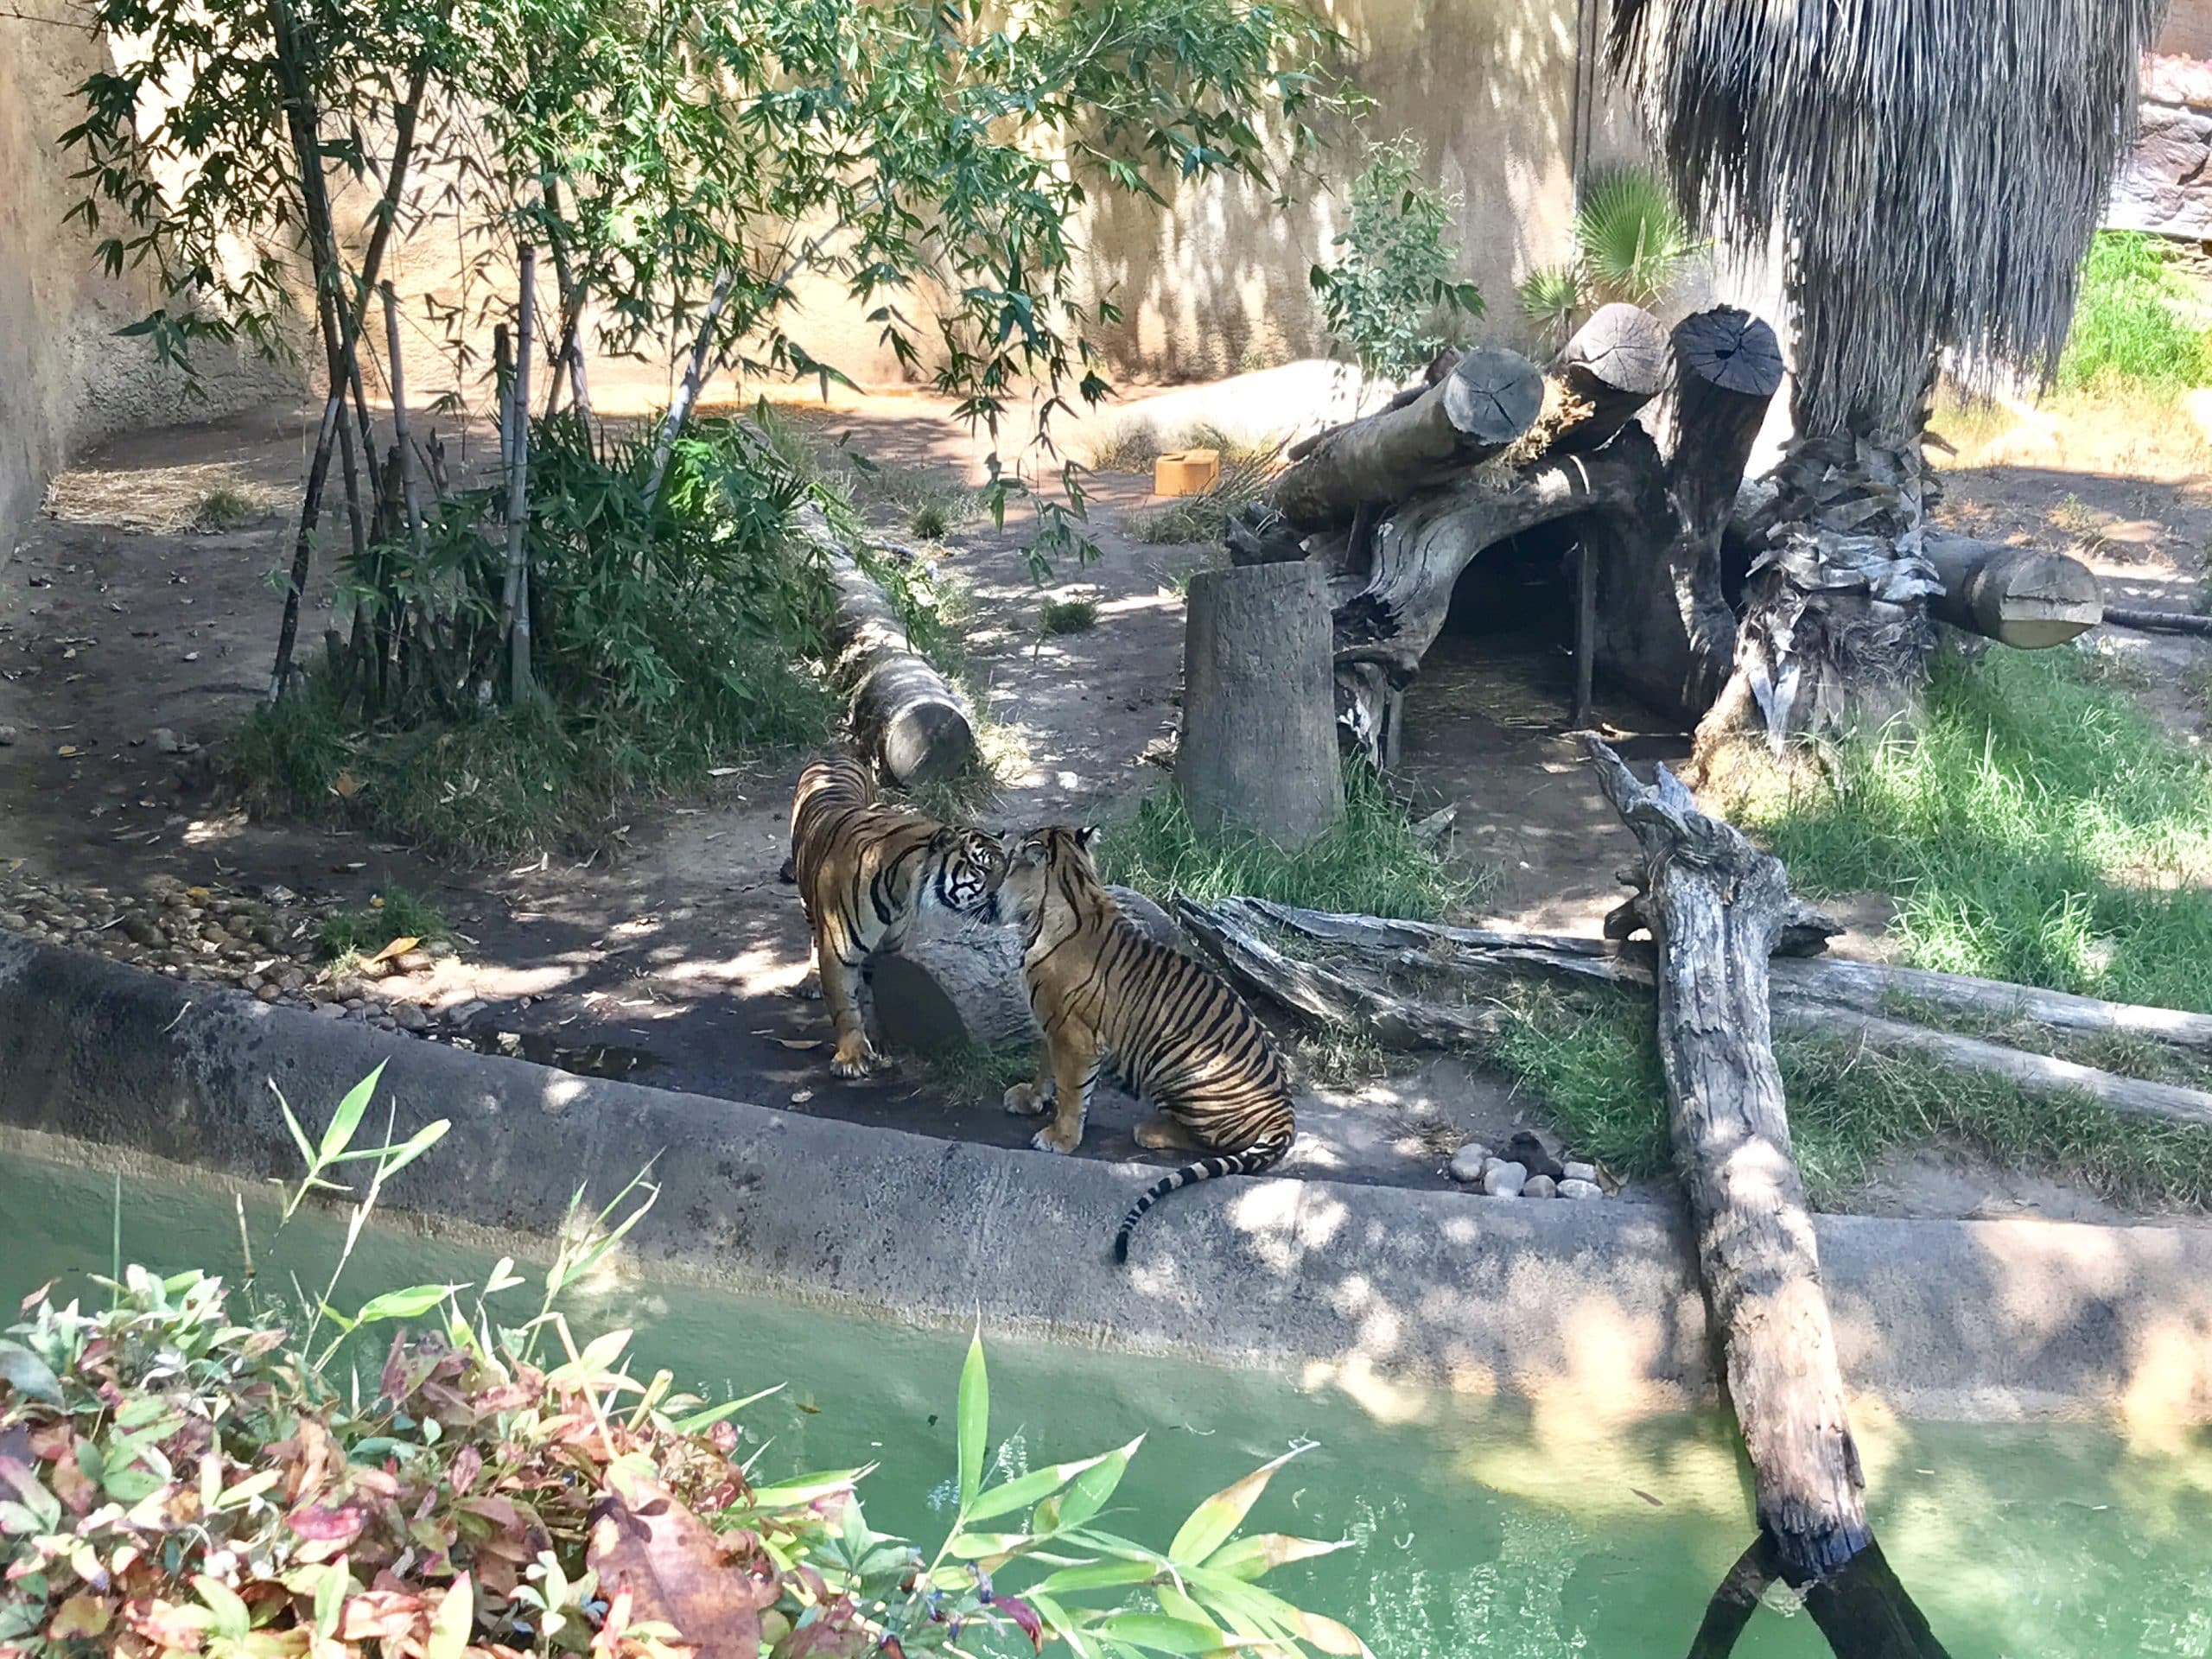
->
[1523,1174,1558,1200]
[332,977,370,1002]
[1562,1160,1599,1185]
[1482,1160,1528,1198]
[391,1001,429,1033]
[152,728,182,753]
[123,914,162,946]
[311,1002,345,1020]
[256,982,283,1002]
[277,968,308,994]
[0,912,27,932]
[200,925,230,947]
[0,725,15,746]
[393,950,435,975]
[242,974,264,992]
[447,1000,488,1027]
[428,939,458,959]
[1558,1179,1603,1201]
[1503,1130,1565,1182]
[1447,1142,1491,1184]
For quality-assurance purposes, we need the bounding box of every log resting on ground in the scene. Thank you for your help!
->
[1921,531,2101,648]
[1177,895,2212,1125]
[800,503,976,785]
[1581,736,1868,1586]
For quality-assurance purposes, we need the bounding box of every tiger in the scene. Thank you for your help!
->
[782,754,1009,1078]
[995,823,1297,1262]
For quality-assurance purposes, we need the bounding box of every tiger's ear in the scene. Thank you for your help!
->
[1077,826,1102,853]
[1018,836,1049,866]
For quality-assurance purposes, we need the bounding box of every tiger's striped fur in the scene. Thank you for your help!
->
[785,755,1008,1077]
[997,825,1296,1262]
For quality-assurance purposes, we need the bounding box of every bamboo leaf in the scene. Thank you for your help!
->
[1058,1436,1142,1530]
[966,1447,1116,1523]
[1167,1450,1300,1567]
[1090,1613,1226,1654]
[957,1328,988,1510]
[318,1064,388,1165]
[1203,1533,1351,1582]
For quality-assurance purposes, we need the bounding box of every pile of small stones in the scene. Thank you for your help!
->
[1446,1135,1606,1201]
[0,867,451,1036]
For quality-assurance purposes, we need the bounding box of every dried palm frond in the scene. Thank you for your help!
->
[1609,0,2170,441]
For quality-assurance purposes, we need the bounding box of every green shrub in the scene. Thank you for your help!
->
[1310,135,1483,385]
[1517,166,1696,346]
[1039,596,1099,634]
[316,886,450,959]
[2057,231,2211,395]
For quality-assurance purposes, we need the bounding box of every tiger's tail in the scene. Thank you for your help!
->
[1112,1131,1294,1264]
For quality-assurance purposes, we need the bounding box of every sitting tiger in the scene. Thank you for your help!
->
[782,755,1009,1078]
[996,824,1296,1262]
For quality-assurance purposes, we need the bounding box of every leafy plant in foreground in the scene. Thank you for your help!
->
[0,1073,1370,1657]
[1310,135,1483,387]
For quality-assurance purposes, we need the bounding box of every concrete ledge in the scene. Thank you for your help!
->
[4,934,2212,1424]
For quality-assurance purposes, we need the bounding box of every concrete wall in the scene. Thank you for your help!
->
[0,23,290,549]
[2161,0,2212,62]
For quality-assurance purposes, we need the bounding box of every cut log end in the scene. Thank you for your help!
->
[1675,307,1786,397]
[1923,533,2101,649]
[1440,346,1547,446]
[881,701,977,786]
[1555,302,1670,396]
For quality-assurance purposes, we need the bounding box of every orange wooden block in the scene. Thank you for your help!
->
[1152,448,1221,497]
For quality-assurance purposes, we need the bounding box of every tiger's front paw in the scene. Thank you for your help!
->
[830,1034,880,1078]
[784,977,823,1002]
[1030,1122,1083,1155]
[1003,1080,1052,1116]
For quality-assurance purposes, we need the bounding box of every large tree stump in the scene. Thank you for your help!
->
[1584,735,1870,1586]
[1179,561,1344,848]
[1269,346,1544,531]
[1921,531,2101,648]
[1549,301,1673,454]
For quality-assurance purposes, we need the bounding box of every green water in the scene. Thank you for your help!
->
[8,1152,2212,1657]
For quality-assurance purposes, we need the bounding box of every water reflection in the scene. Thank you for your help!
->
[1689,1536,1949,1658]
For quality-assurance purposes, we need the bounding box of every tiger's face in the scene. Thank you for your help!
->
[928,825,1012,919]
[1001,825,1102,925]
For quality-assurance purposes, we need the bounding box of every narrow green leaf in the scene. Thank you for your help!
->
[966,1448,1115,1524]
[194,1575,252,1641]
[314,1561,347,1637]
[349,1282,462,1326]
[427,1573,474,1659]
[1203,1533,1351,1582]
[956,1329,988,1510]
[272,1081,316,1170]
[1034,1559,1160,1596]
[1090,1612,1225,1654]
[948,1530,1030,1560]
[1167,1450,1300,1567]
[318,1064,388,1165]
[671,1382,783,1435]
[1058,1436,1142,1530]
[0,1342,62,1407]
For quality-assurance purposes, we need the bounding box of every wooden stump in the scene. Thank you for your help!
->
[1583,734,1870,1586]
[1180,561,1345,848]
[1550,301,1672,454]
[1922,531,2101,648]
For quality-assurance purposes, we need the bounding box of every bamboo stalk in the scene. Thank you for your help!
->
[499,246,537,705]
[383,282,426,560]
[645,267,734,507]
[540,168,592,419]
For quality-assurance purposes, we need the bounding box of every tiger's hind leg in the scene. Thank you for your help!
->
[1134,1114,1203,1152]
[817,931,879,1078]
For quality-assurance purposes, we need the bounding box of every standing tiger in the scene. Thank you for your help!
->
[996,824,1296,1262]
[783,755,1009,1078]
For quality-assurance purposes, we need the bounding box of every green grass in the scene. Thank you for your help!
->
[2057,231,2211,397]
[1480,988,2212,1212]
[1039,596,1098,635]
[1732,647,2212,1014]
[316,887,451,960]
[189,484,267,533]
[1126,435,1281,547]
[1096,766,1478,922]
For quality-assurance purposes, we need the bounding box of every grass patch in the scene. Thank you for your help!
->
[189,484,267,532]
[1127,433,1282,547]
[2056,230,2211,398]
[1727,647,2212,1014]
[1039,596,1098,635]
[1096,766,1478,922]
[1478,988,2212,1211]
[906,1039,1035,1103]
[316,887,450,960]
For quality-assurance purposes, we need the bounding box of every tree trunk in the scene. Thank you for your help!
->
[1268,346,1544,531]
[645,269,734,509]
[383,283,426,561]
[1688,1535,1951,1658]
[1921,531,2101,647]
[796,505,978,785]
[498,246,537,706]
[1180,561,1346,849]
[1583,735,1869,1586]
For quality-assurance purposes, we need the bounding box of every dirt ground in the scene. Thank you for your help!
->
[2,378,2208,1217]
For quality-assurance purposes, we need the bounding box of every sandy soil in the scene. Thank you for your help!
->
[2,378,2208,1217]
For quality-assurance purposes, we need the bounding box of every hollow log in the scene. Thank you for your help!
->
[1180,561,1344,848]
[1583,736,1869,1586]
[1549,302,1672,455]
[1688,1535,1951,1657]
[801,504,977,786]
[1922,531,2101,648]
[1268,346,1543,531]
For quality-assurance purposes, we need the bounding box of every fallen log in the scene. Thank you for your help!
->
[1922,531,2101,648]
[1548,302,1672,455]
[1582,735,1869,1586]
[1268,346,1543,531]
[1688,1535,1951,1658]
[2103,605,2212,637]
[800,503,976,786]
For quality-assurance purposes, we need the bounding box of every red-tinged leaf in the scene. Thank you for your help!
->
[588,1466,775,1659]
[337,1588,430,1642]
[289,1502,368,1545]
[124,1594,213,1649]
[459,1494,524,1531]
[999,1595,1046,1652]
[25,1422,73,1462]
[49,1593,112,1639]
[19,1279,54,1313]
[51,1452,98,1516]
[772,1603,867,1659]
[449,1445,484,1497]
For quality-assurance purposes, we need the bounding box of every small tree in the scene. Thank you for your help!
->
[1308,135,1483,388]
